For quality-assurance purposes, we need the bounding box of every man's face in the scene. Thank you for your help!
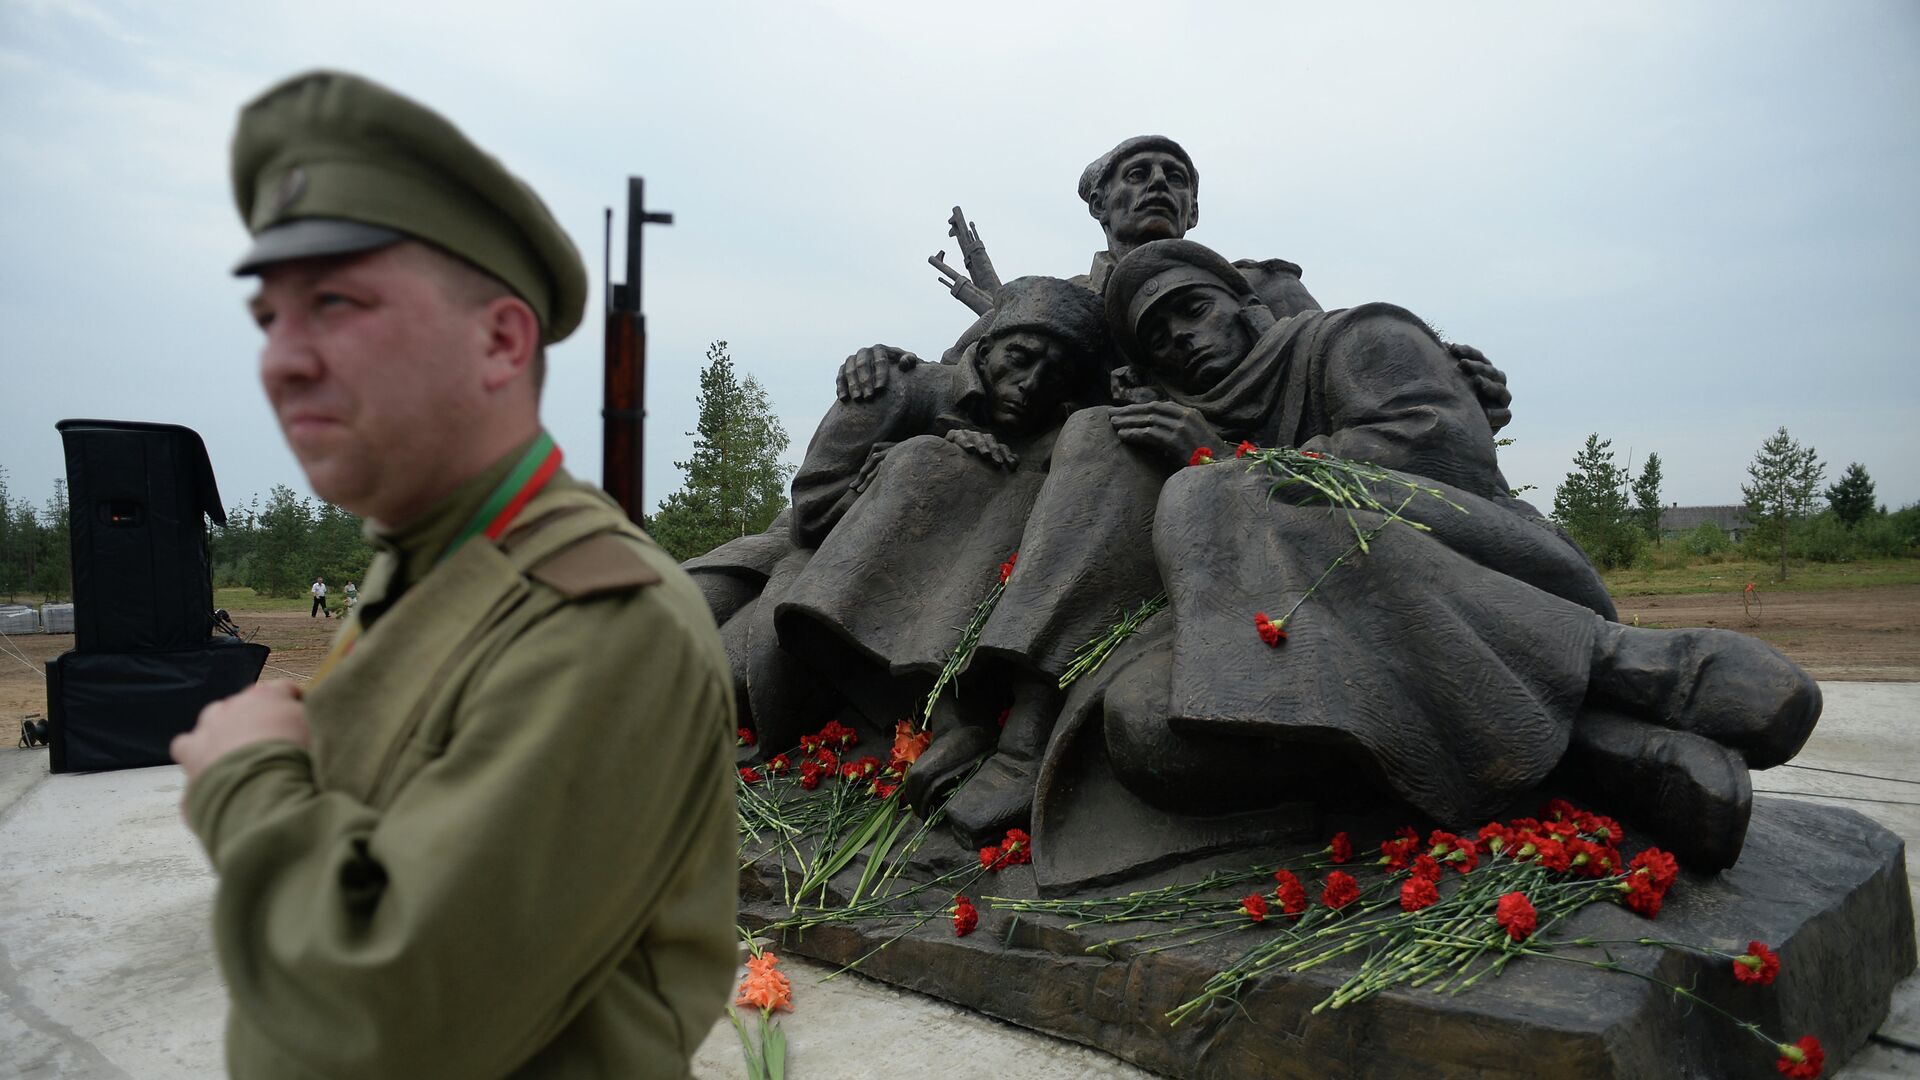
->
[980,330,1074,434]
[1098,151,1197,247]
[249,243,490,524]
[1138,284,1253,394]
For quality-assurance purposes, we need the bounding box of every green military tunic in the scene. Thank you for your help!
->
[185,434,737,1078]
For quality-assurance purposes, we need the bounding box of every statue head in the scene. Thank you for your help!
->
[973,277,1110,433]
[1078,136,1200,254]
[1106,239,1274,395]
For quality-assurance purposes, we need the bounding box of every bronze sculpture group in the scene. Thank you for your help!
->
[692,135,1821,881]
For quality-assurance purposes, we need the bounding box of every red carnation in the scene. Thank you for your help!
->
[1235,440,1258,458]
[840,755,882,781]
[1301,450,1324,459]
[1254,612,1286,647]
[1189,446,1215,466]
[1735,941,1781,986]
[765,753,792,774]
[999,828,1033,866]
[1495,891,1537,942]
[1449,837,1481,874]
[1274,869,1308,916]
[870,777,899,800]
[1628,847,1679,891]
[1400,875,1439,912]
[738,766,763,785]
[799,761,826,790]
[736,727,756,747]
[1624,872,1667,918]
[1542,797,1579,822]
[1239,892,1269,922]
[980,845,1006,871]
[1328,831,1353,864]
[999,551,1018,584]
[1322,871,1360,911]
[811,747,839,771]
[1775,1035,1823,1078]
[1412,853,1443,882]
[952,896,979,937]
[1380,835,1418,871]
[1533,835,1572,873]
[1478,822,1512,855]
[996,706,1010,729]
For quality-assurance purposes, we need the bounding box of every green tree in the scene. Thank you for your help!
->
[0,466,17,597]
[649,340,796,561]
[1630,451,1664,544]
[1741,426,1824,582]
[34,479,72,600]
[1825,462,1876,527]
[249,485,316,597]
[1551,434,1641,569]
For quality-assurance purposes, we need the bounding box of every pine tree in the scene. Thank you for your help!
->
[35,480,72,600]
[649,341,795,561]
[1630,452,1664,544]
[1741,426,1824,582]
[1825,462,1876,527]
[1551,434,1640,569]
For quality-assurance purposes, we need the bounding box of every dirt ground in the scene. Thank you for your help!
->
[0,610,340,724]
[1612,583,1920,681]
[3,587,1918,724]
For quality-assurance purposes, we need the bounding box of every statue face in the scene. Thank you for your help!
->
[1099,151,1196,246]
[1138,284,1253,393]
[980,330,1073,434]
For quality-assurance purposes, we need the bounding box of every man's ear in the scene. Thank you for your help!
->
[1087,187,1107,223]
[479,295,540,392]
[1187,197,1200,232]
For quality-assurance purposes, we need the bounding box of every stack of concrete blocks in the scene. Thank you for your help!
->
[0,604,38,635]
[40,603,75,635]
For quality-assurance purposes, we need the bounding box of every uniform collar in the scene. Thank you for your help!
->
[367,431,547,593]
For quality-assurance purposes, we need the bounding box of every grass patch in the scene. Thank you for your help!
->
[1603,554,1920,597]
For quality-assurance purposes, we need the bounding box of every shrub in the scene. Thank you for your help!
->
[1682,522,1730,556]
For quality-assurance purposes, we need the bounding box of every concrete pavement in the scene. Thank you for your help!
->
[3,683,1916,1079]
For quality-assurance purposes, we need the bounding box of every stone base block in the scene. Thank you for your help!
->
[741,798,1913,1079]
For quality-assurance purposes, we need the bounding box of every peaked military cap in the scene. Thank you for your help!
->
[1077,135,1199,206]
[1104,239,1256,362]
[230,70,588,344]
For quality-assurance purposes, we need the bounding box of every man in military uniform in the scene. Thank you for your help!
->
[169,70,736,1078]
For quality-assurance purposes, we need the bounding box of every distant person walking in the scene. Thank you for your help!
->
[309,577,327,618]
[343,580,357,611]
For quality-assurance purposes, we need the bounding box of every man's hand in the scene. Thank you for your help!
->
[945,428,1018,470]
[1109,401,1222,468]
[835,344,921,403]
[1448,342,1512,434]
[171,681,311,788]
[849,441,898,495]
[1109,366,1165,406]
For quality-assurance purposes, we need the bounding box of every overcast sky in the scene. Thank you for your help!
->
[3,1,1916,522]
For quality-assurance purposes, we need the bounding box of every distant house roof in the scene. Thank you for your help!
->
[1660,505,1751,533]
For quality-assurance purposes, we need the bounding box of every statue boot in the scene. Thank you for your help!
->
[1562,708,1753,872]
[942,679,1064,845]
[1586,622,1821,768]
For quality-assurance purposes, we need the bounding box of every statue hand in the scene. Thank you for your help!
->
[836,344,922,403]
[1109,401,1222,468]
[945,428,1018,470]
[1448,341,1512,434]
[1109,365,1165,406]
[850,441,898,494]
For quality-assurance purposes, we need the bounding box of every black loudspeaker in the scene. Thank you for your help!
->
[47,640,271,773]
[46,419,270,773]
[57,419,228,653]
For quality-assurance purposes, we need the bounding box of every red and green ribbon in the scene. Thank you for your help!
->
[442,430,564,564]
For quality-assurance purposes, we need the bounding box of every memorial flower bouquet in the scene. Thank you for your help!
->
[989,799,1826,1077]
